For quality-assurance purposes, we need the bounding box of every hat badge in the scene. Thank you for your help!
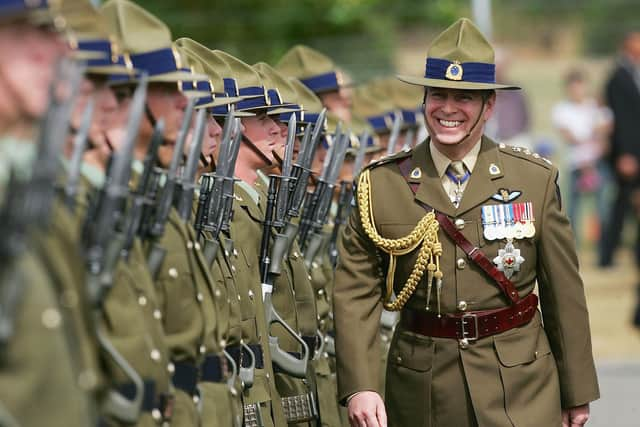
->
[445,61,463,81]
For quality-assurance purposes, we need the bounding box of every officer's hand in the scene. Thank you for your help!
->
[616,154,639,180]
[348,391,387,427]
[562,403,590,427]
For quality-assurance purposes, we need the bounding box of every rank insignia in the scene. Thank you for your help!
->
[410,167,422,179]
[493,239,525,279]
[489,163,501,175]
[491,189,522,203]
[445,61,463,81]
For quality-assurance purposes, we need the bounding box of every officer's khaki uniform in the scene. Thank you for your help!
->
[334,138,600,426]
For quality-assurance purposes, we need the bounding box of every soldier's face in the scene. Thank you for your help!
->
[241,112,280,165]
[424,88,495,147]
[201,114,222,164]
[145,83,189,167]
[320,89,352,123]
[0,24,67,121]
[71,76,117,164]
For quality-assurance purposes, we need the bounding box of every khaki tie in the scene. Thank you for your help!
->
[446,160,469,207]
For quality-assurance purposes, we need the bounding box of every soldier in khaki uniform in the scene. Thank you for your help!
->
[334,18,599,427]
[100,2,229,426]
[0,2,98,426]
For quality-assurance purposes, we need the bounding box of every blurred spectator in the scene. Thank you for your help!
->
[551,68,612,247]
[599,32,640,268]
[486,48,532,148]
[598,31,640,329]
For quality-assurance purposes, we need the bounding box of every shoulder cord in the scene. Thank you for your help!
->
[357,168,442,311]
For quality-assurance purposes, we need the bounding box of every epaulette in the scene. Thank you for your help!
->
[497,143,553,170]
[363,147,413,171]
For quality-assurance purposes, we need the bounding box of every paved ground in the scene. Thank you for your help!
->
[578,247,640,426]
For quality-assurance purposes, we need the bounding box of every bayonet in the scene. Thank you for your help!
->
[176,107,207,222]
[63,97,94,211]
[386,111,403,156]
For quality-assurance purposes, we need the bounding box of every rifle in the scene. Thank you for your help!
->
[328,131,368,267]
[82,75,149,424]
[195,113,242,263]
[175,107,207,223]
[120,119,164,260]
[62,97,94,211]
[400,126,415,152]
[145,97,196,278]
[298,125,349,257]
[279,110,326,255]
[386,111,403,156]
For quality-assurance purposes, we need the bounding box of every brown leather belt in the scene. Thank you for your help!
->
[402,293,538,341]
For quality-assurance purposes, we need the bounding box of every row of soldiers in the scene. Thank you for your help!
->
[0,0,424,426]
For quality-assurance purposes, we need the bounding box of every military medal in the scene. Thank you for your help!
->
[512,202,526,239]
[493,239,525,279]
[523,202,536,238]
[482,205,497,240]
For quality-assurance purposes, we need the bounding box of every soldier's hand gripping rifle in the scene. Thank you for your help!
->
[144,98,196,278]
[82,75,149,423]
[280,109,327,255]
[328,131,368,267]
[386,110,404,157]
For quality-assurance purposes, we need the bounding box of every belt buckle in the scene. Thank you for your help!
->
[459,313,479,348]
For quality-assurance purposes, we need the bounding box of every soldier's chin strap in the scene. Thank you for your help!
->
[242,134,273,167]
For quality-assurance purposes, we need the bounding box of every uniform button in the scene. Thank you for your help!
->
[224,250,230,257]
[151,409,162,421]
[293,251,300,258]
[454,218,465,230]
[138,296,147,306]
[41,308,61,329]
[197,292,204,302]
[214,289,222,298]
[459,338,469,349]
[194,242,201,251]
[193,395,200,404]
[456,258,466,270]
[168,268,178,278]
[457,301,468,311]
[219,339,227,348]
[153,309,162,320]
[307,275,312,281]
[167,362,175,373]
[150,349,161,361]
[396,356,402,364]
[233,248,238,257]
[534,351,539,358]
[187,241,194,249]
[317,289,325,296]
[231,265,236,273]
[311,261,319,269]
[78,370,98,390]
[248,290,255,299]
[199,345,206,354]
